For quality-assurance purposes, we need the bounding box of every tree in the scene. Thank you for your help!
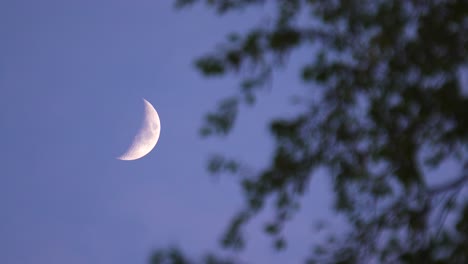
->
[152,0,468,263]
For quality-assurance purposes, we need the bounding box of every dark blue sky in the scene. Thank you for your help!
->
[0,1,339,263]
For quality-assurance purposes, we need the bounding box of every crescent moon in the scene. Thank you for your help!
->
[117,99,161,160]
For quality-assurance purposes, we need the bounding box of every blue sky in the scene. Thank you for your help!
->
[0,1,339,263]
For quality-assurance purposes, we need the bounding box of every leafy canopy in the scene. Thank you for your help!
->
[153,0,468,263]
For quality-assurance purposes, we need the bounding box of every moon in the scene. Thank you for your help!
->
[117,98,161,161]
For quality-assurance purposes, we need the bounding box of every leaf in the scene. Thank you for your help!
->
[274,237,286,250]
[264,222,280,235]
[200,97,238,136]
[207,154,238,175]
[195,57,225,76]
[268,28,301,51]
[301,65,314,81]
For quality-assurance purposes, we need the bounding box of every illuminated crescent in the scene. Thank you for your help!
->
[117,99,161,160]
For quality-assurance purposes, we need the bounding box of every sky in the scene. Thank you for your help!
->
[0,1,339,263]
[3,1,468,264]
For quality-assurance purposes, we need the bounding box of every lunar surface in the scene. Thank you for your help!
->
[117,99,160,160]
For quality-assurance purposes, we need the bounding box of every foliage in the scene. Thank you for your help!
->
[152,0,468,263]
[150,247,235,264]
